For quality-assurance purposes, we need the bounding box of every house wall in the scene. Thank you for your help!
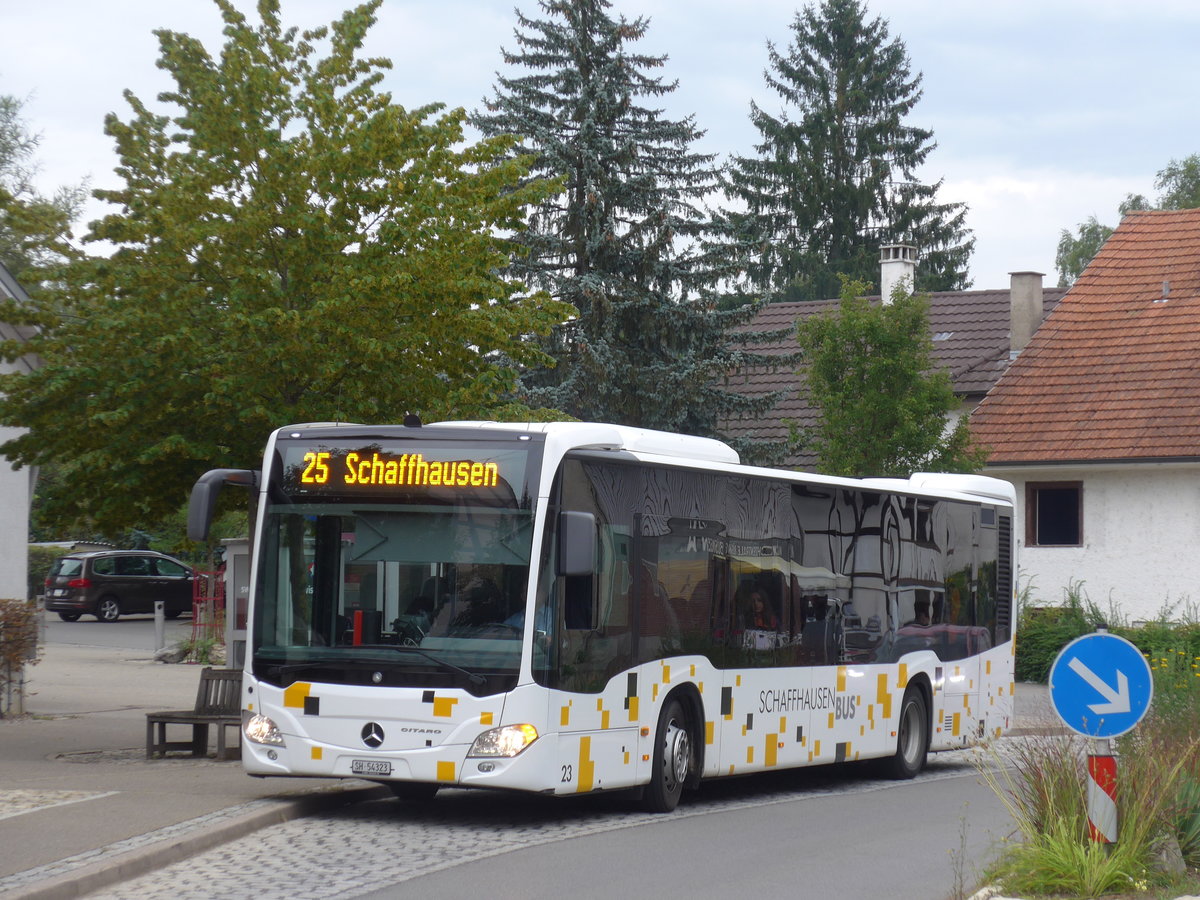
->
[0,363,29,600]
[991,462,1200,623]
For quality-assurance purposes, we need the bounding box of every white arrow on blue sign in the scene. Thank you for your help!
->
[1048,632,1154,738]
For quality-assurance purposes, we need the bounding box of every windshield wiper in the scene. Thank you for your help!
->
[353,644,487,686]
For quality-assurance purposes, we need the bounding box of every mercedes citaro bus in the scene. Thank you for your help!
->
[188,420,1015,811]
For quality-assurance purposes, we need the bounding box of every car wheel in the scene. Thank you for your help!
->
[57,612,82,622]
[96,596,121,623]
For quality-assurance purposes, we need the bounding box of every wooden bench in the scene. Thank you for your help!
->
[146,666,242,760]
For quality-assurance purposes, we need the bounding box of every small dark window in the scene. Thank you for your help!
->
[117,556,153,576]
[1026,483,1082,547]
[155,559,189,577]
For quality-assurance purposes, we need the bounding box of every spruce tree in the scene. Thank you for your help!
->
[723,0,973,302]
[474,0,776,441]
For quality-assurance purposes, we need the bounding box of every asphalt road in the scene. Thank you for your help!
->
[41,610,200,652]
[371,769,1011,900]
[83,746,1014,900]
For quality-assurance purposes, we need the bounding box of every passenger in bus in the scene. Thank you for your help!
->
[391,595,433,643]
[912,598,932,627]
[748,591,778,630]
[452,576,504,627]
[407,594,434,621]
[503,603,552,635]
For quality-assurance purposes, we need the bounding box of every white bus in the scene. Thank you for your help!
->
[188,420,1016,812]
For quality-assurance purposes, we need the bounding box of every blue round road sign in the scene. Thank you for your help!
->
[1048,632,1153,738]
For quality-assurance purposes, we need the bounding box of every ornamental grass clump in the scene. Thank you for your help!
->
[979,730,1189,896]
[981,629,1200,895]
[1138,643,1200,868]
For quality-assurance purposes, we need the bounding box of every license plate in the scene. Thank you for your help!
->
[351,759,392,776]
[53,589,69,598]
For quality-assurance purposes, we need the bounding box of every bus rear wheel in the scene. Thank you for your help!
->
[881,687,928,779]
[642,697,692,813]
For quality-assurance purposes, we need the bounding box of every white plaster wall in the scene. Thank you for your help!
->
[992,463,1200,623]
[0,417,29,600]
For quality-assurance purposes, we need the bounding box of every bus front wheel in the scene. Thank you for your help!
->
[642,697,692,813]
[881,687,928,779]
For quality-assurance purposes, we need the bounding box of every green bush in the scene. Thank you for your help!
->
[0,598,40,717]
[1014,581,1200,685]
[1015,581,1106,683]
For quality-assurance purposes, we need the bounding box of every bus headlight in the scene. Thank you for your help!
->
[243,711,285,746]
[467,723,538,758]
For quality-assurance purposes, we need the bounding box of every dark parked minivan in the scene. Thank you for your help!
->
[44,550,196,623]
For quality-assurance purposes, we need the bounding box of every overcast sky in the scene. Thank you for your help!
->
[5,0,1199,289]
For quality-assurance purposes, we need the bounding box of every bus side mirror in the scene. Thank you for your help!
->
[557,511,596,577]
[188,469,259,541]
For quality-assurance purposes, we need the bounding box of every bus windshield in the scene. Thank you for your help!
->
[252,431,538,695]
[253,502,534,695]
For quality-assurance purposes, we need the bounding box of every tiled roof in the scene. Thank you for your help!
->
[971,209,1200,464]
[722,285,1064,467]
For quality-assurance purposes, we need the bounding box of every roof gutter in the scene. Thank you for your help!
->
[986,455,1200,469]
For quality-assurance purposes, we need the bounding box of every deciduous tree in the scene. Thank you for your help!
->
[0,0,570,533]
[1054,215,1114,288]
[0,93,83,288]
[795,278,985,477]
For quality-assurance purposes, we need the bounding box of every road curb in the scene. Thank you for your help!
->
[6,784,389,900]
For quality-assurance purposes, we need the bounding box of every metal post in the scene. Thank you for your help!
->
[1087,738,1118,845]
[153,600,165,653]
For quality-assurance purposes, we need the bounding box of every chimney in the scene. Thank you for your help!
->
[1009,271,1045,353]
[880,244,917,304]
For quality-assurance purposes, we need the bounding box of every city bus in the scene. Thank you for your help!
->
[187,420,1016,812]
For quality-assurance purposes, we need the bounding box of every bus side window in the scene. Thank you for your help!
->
[564,574,592,629]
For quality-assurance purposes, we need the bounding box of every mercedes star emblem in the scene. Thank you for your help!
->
[361,722,385,748]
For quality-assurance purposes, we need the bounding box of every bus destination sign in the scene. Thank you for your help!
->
[279,443,525,504]
[301,450,499,489]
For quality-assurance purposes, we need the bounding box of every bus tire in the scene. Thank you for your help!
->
[388,782,439,802]
[881,687,928,779]
[642,697,692,813]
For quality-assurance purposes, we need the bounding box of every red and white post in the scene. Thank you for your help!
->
[1086,740,1118,845]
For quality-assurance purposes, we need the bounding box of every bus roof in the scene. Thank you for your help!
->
[429,420,742,466]
[274,421,1014,507]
